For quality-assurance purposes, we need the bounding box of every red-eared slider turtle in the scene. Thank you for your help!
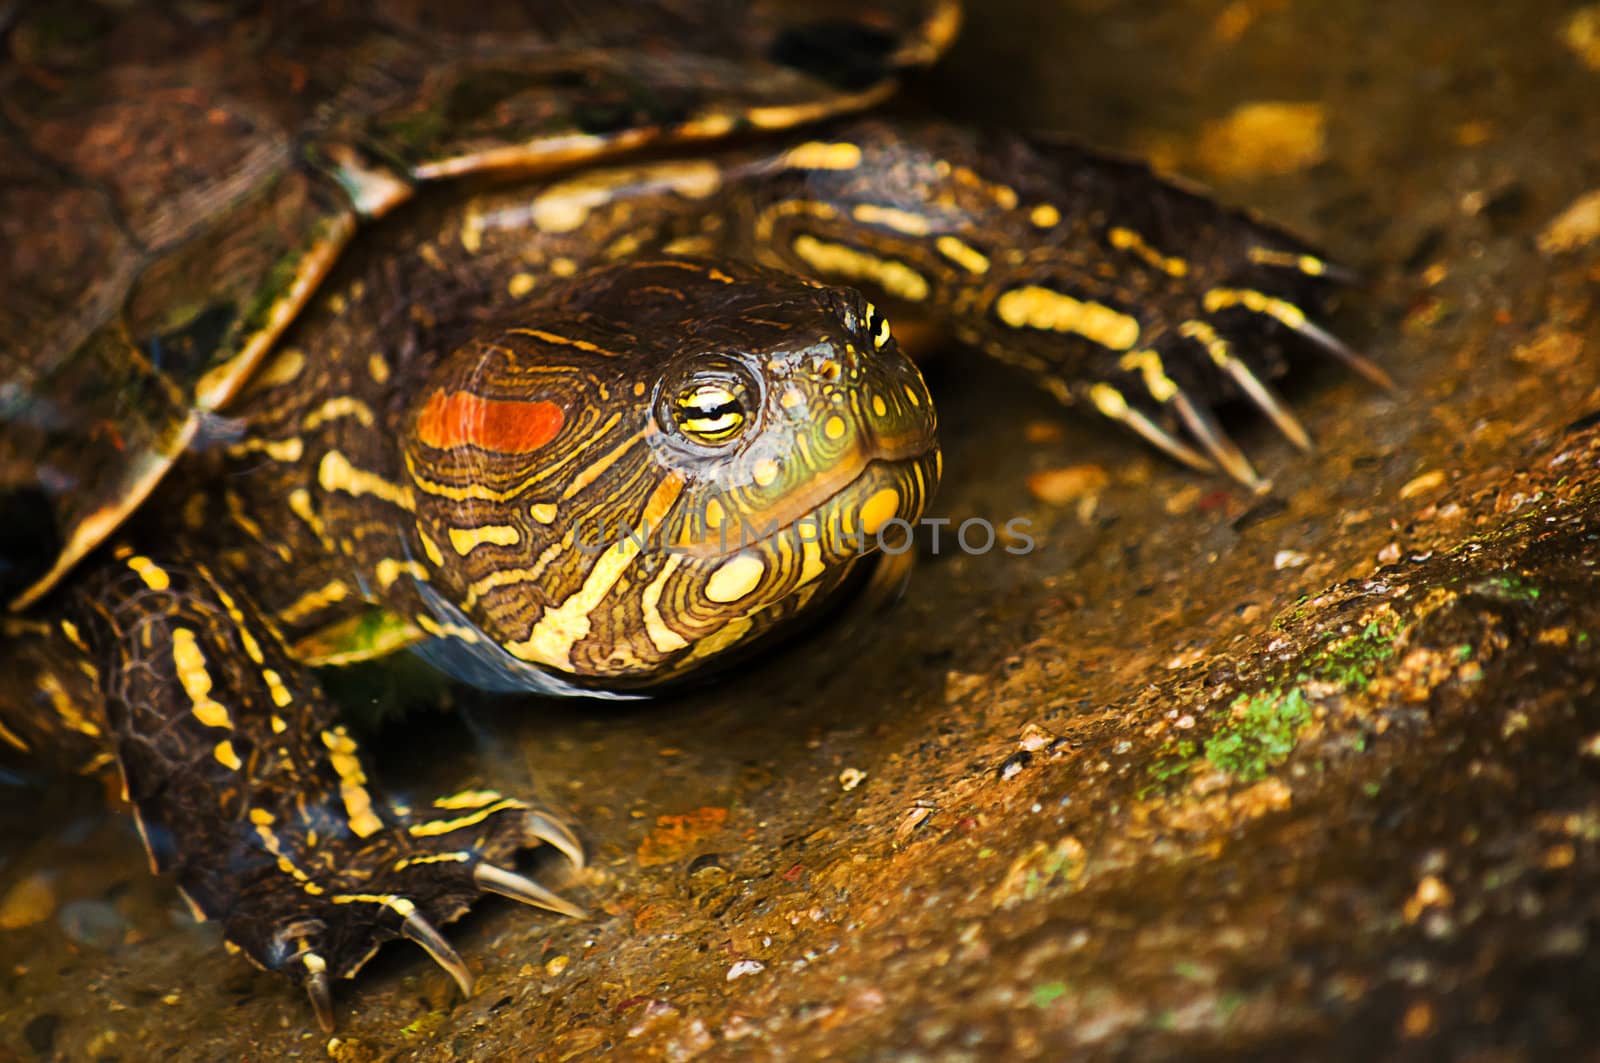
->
[0,0,1381,1030]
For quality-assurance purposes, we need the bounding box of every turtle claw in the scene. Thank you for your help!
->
[1224,358,1313,452]
[402,909,475,998]
[1171,391,1264,490]
[476,861,588,920]
[303,956,335,1033]
[1293,318,1395,392]
[525,809,586,872]
[1092,387,1217,473]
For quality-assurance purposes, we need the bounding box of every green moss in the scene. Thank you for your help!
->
[1216,992,1247,1022]
[1031,981,1069,1007]
[1138,739,1198,798]
[1466,574,1541,602]
[1204,688,1312,781]
[1303,618,1400,691]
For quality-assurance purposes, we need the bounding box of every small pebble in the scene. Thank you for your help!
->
[1195,101,1327,179]
[726,960,765,981]
[0,872,57,930]
[58,899,129,950]
[838,768,867,792]
[1018,723,1057,752]
[1027,464,1109,505]
[1399,470,1446,499]
[1539,188,1600,253]
[1561,5,1600,71]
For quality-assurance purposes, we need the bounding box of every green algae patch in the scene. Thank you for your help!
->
[1302,615,1402,691]
[1139,739,1198,799]
[1466,574,1542,602]
[1204,688,1313,781]
[1031,981,1069,1007]
[1201,613,1404,780]
[1143,613,1406,794]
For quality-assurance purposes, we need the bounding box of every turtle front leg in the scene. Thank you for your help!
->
[71,546,584,1030]
[738,118,1385,487]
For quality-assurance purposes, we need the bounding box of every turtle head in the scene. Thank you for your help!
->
[403,258,939,692]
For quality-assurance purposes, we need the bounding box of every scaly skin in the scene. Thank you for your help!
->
[1,113,1370,1028]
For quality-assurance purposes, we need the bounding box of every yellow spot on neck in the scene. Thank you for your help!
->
[60,620,86,651]
[289,488,328,542]
[172,629,231,730]
[1030,204,1062,228]
[823,415,847,440]
[214,740,242,770]
[318,451,413,510]
[782,141,863,171]
[226,435,305,465]
[368,353,391,383]
[935,235,991,275]
[530,502,558,525]
[251,347,306,391]
[126,555,169,591]
[374,558,429,589]
[303,396,375,431]
[790,235,930,303]
[277,580,352,625]
[852,203,933,236]
[508,272,536,298]
[322,727,384,838]
[418,527,445,567]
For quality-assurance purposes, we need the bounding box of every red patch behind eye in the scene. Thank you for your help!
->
[416,389,564,453]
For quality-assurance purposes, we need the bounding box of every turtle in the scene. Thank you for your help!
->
[0,0,1383,1031]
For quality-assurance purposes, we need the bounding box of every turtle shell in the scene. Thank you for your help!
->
[0,0,960,608]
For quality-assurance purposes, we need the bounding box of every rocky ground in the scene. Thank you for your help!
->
[3,0,1600,1059]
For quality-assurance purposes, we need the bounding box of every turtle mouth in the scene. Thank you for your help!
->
[671,436,940,559]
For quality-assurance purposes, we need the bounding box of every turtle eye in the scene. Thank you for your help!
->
[673,379,749,444]
[865,302,893,349]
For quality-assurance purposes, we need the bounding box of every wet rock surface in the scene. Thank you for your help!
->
[4,0,1600,1059]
